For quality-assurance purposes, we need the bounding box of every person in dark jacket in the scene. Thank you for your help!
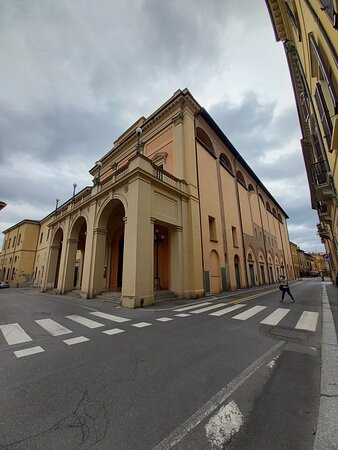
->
[279,275,295,303]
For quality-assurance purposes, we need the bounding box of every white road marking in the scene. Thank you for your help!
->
[153,340,285,450]
[132,322,152,328]
[156,318,173,322]
[191,304,226,314]
[295,311,319,332]
[63,336,89,345]
[205,400,243,448]
[90,311,130,323]
[233,305,267,321]
[209,304,245,317]
[0,323,32,345]
[35,318,73,336]
[260,308,290,326]
[103,328,125,335]
[65,315,105,329]
[267,355,279,369]
[174,302,211,312]
[14,346,44,358]
[175,313,191,318]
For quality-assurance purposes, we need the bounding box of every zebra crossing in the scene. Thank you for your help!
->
[0,300,319,359]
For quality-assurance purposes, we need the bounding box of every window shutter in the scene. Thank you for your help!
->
[314,83,333,147]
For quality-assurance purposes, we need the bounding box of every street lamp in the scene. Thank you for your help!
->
[154,229,165,290]
[55,198,59,214]
[136,127,142,154]
[72,183,77,201]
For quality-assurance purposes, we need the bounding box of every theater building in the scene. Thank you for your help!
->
[1,89,294,306]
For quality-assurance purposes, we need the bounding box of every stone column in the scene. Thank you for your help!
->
[121,177,154,308]
[61,238,79,293]
[170,225,184,297]
[88,228,108,297]
[42,244,59,291]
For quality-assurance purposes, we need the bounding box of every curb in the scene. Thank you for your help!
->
[313,285,338,449]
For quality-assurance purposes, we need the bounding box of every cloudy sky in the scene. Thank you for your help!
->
[0,0,324,252]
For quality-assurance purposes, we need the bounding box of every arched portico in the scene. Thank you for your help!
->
[62,216,87,293]
[45,228,63,291]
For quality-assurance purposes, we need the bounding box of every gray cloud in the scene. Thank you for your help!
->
[0,0,325,253]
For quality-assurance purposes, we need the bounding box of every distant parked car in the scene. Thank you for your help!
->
[0,281,9,289]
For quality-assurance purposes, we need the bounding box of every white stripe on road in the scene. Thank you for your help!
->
[0,323,32,345]
[65,315,105,329]
[103,328,125,335]
[90,312,130,323]
[191,304,226,314]
[233,306,267,321]
[35,319,73,336]
[63,336,89,345]
[175,313,191,318]
[132,322,152,328]
[209,304,245,317]
[260,308,290,326]
[295,311,319,332]
[153,340,286,450]
[14,346,44,358]
[156,318,173,322]
[174,302,211,312]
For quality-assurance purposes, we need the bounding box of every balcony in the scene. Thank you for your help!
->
[311,161,335,201]
[317,223,330,239]
[318,203,331,222]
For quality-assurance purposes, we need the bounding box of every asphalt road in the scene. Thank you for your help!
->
[0,279,326,449]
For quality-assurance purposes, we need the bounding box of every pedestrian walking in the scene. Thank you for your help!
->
[279,275,295,303]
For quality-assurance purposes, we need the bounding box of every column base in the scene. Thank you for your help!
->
[121,295,154,308]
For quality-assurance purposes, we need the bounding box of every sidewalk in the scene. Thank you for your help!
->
[314,283,338,449]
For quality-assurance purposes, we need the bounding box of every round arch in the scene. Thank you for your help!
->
[236,170,246,188]
[45,227,63,290]
[219,153,233,174]
[196,127,215,155]
[246,247,257,288]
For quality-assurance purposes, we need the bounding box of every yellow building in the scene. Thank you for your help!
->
[0,220,40,286]
[311,251,326,274]
[1,89,295,305]
[266,0,338,280]
[290,241,300,278]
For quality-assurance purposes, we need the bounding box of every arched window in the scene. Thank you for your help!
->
[219,153,233,174]
[248,184,254,193]
[258,194,264,204]
[278,213,283,223]
[196,127,215,156]
[236,170,246,188]
[272,207,277,217]
[266,201,271,212]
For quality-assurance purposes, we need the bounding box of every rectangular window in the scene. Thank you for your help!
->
[319,0,337,27]
[13,236,16,247]
[7,239,11,249]
[40,233,43,244]
[18,234,21,245]
[315,83,333,148]
[232,226,238,247]
[309,34,337,109]
[208,216,217,241]
[47,229,50,241]
[11,268,15,280]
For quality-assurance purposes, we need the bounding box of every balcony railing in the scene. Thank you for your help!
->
[151,164,179,187]
[101,163,129,186]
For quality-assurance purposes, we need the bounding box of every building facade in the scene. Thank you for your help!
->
[290,241,300,278]
[0,220,40,286]
[1,89,295,305]
[266,0,338,280]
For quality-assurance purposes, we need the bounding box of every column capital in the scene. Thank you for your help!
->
[150,217,156,224]
[123,216,127,224]
[175,225,183,232]
[172,112,183,126]
[93,228,107,236]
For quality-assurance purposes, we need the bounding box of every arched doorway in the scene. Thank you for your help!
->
[247,251,256,288]
[234,254,241,289]
[258,251,267,285]
[210,250,221,294]
[45,228,63,290]
[92,199,126,295]
[153,224,169,290]
[267,252,274,283]
[63,216,87,293]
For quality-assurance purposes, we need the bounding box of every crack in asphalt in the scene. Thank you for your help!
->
[1,358,147,449]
